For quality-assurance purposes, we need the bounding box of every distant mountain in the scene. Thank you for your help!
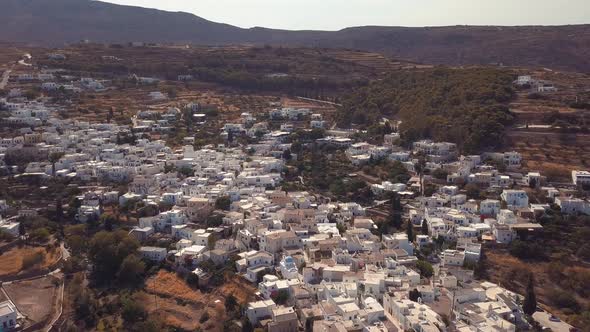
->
[1,0,590,72]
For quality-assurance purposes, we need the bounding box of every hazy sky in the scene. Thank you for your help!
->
[103,0,590,31]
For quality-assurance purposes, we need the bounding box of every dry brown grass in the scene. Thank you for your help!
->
[485,250,590,326]
[136,291,207,331]
[145,270,202,303]
[506,133,590,177]
[140,270,231,331]
[142,270,250,330]
[0,246,60,276]
[214,273,257,305]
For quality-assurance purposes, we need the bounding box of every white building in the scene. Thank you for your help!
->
[383,294,445,332]
[279,255,299,279]
[555,197,590,215]
[148,91,167,101]
[503,152,522,168]
[139,246,167,262]
[572,170,590,186]
[480,199,501,218]
[442,249,465,267]
[500,190,529,209]
[382,233,414,255]
[246,299,276,324]
[515,75,533,86]
[0,301,17,330]
[493,224,516,244]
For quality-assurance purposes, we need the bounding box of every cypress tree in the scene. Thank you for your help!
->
[406,220,415,242]
[389,192,403,229]
[523,273,537,316]
[56,199,63,222]
[421,219,429,235]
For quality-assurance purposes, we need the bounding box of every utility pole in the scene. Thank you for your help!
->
[449,290,456,322]
[153,278,158,311]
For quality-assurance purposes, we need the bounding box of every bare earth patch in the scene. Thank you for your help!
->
[3,275,60,324]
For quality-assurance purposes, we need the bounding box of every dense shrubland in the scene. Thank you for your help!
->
[339,67,516,153]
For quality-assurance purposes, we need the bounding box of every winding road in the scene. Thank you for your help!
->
[0,67,12,90]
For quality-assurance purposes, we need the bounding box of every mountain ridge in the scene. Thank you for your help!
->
[1,0,590,72]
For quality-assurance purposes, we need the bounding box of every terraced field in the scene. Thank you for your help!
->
[506,69,590,176]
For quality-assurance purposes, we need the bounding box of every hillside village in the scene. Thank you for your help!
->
[0,47,589,332]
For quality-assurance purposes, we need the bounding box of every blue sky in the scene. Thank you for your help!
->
[103,0,590,31]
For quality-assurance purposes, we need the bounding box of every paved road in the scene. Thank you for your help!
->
[533,311,574,332]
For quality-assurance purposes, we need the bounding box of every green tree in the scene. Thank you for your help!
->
[22,251,45,269]
[474,249,487,280]
[409,288,422,302]
[117,254,146,285]
[131,318,168,332]
[68,197,82,217]
[509,240,545,260]
[529,178,538,189]
[290,141,302,154]
[424,184,437,197]
[199,312,210,323]
[389,192,403,229]
[282,149,292,161]
[432,168,449,180]
[30,227,50,242]
[421,219,428,235]
[272,289,290,305]
[406,220,415,242]
[88,230,139,282]
[48,152,65,177]
[178,167,194,177]
[107,107,114,123]
[122,296,146,323]
[465,183,483,200]
[19,222,26,236]
[416,260,434,278]
[523,273,537,316]
[100,213,116,231]
[242,319,254,332]
[336,223,347,235]
[186,273,199,288]
[74,288,98,325]
[55,199,63,222]
[215,196,231,211]
[225,294,238,312]
[388,161,410,183]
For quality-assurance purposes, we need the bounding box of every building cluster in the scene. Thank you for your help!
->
[514,75,558,93]
[0,69,583,331]
[16,69,107,93]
